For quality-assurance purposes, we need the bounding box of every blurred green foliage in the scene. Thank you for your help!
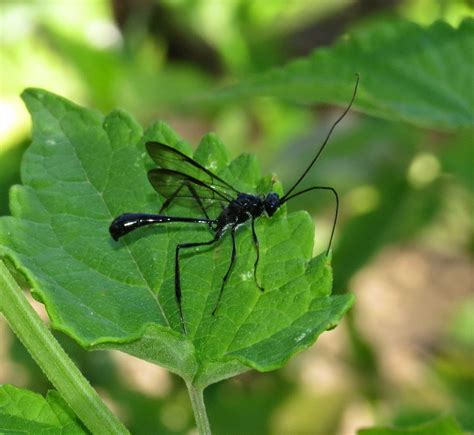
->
[357,415,464,434]
[1,0,473,433]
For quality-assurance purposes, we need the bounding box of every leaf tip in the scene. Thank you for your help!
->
[21,87,57,103]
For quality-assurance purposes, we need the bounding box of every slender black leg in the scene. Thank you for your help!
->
[175,233,221,334]
[159,183,213,229]
[212,226,237,316]
[159,184,184,213]
[186,183,213,225]
[251,217,264,292]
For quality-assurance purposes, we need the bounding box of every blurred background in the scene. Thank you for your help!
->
[0,0,473,434]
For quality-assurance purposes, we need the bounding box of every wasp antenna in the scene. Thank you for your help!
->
[281,74,359,202]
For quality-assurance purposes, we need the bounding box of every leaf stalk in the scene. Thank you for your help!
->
[186,382,212,434]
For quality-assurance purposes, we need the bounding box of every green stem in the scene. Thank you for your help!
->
[186,382,211,435]
[0,260,129,435]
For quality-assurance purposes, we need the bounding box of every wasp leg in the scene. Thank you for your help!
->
[212,226,237,316]
[175,232,222,334]
[251,217,264,291]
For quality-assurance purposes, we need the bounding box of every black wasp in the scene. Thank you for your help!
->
[110,75,359,334]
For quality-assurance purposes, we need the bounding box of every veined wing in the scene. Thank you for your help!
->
[148,168,233,203]
[146,141,239,198]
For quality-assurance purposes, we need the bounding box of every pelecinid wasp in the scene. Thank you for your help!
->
[110,75,359,334]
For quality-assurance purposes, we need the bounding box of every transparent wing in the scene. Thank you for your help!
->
[146,141,239,198]
[148,168,233,203]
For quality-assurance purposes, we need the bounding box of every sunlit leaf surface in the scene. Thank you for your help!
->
[0,90,353,387]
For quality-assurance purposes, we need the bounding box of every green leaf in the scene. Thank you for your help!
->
[357,415,464,435]
[441,132,474,191]
[0,385,85,434]
[211,19,474,130]
[0,89,353,388]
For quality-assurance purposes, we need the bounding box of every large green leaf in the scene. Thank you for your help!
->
[0,89,353,388]
[211,19,474,130]
[0,385,85,434]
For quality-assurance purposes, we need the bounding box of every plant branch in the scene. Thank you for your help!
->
[0,259,129,435]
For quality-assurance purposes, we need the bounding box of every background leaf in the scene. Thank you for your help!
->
[0,385,85,434]
[0,89,352,388]
[210,19,474,130]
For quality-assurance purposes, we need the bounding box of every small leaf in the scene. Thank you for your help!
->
[0,385,85,434]
[211,19,474,130]
[193,133,230,172]
[0,89,353,388]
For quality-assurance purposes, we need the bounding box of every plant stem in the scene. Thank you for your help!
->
[0,260,129,435]
[186,382,211,435]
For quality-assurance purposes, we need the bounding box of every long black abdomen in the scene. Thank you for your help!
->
[109,213,214,241]
[109,213,160,240]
